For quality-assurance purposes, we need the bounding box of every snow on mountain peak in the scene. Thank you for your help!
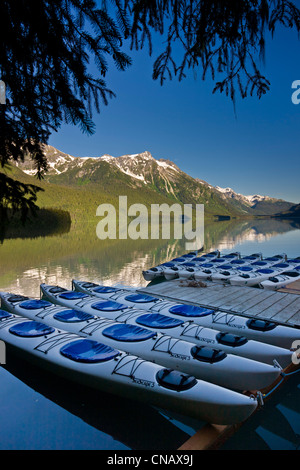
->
[215,185,271,206]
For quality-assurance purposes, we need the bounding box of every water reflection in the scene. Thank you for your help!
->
[1,352,193,450]
[0,217,299,298]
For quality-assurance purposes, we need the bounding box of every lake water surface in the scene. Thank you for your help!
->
[1,217,300,450]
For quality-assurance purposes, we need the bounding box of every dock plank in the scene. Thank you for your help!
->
[220,288,261,311]
[241,292,284,316]
[255,293,300,319]
[225,290,270,313]
[201,286,247,308]
[271,297,300,324]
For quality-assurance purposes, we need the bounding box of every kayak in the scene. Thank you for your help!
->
[143,262,179,282]
[263,254,287,263]
[162,255,288,282]
[19,287,292,368]
[0,310,258,424]
[241,254,263,261]
[69,281,300,349]
[142,251,219,281]
[163,257,237,281]
[286,258,300,266]
[260,268,300,290]
[229,263,292,287]
[210,260,291,283]
[0,292,282,391]
[210,265,255,282]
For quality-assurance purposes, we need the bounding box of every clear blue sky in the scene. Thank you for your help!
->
[48,20,300,204]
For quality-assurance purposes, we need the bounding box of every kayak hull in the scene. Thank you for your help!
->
[0,292,282,391]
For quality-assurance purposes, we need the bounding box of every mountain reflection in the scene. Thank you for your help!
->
[0,217,299,298]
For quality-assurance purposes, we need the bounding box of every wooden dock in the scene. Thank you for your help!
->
[138,278,300,450]
[139,279,300,328]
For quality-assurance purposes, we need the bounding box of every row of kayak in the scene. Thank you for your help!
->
[1,279,299,425]
[142,251,300,289]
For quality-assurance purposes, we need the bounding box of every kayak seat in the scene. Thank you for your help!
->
[59,291,89,300]
[102,323,156,342]
[156,369,197,391]
[19,299,52,309]
[238,266,253,272]
[124,294,158,303]
[0,309,12,319]
[9,321,55,337]
[60,339,119,363]
[169,304,214,317]
[246,319,277,332]
[136,313,184,329]
[91,300,128,312]
[53,309,95,322]
[92,286,120,294]
[172,258,186,262]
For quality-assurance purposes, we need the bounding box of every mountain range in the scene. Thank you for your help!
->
[11,144,297,221]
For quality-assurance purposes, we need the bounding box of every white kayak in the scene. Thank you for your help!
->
[24,287,292,368]
[0,292,283,392]
[69,281,300,349]
[229,263,292,287]
[286,258,300,266]
[241,254,263,261]
[143,262,179,281]
[0,309,258,424]
[209,260,282,282]
[164,257,236,281]
[263,254,287,263]
[178,259,255,281]
[142,251,219,281]
[260,268,300,290]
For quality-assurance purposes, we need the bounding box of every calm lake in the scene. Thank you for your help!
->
[0,217,300,450]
